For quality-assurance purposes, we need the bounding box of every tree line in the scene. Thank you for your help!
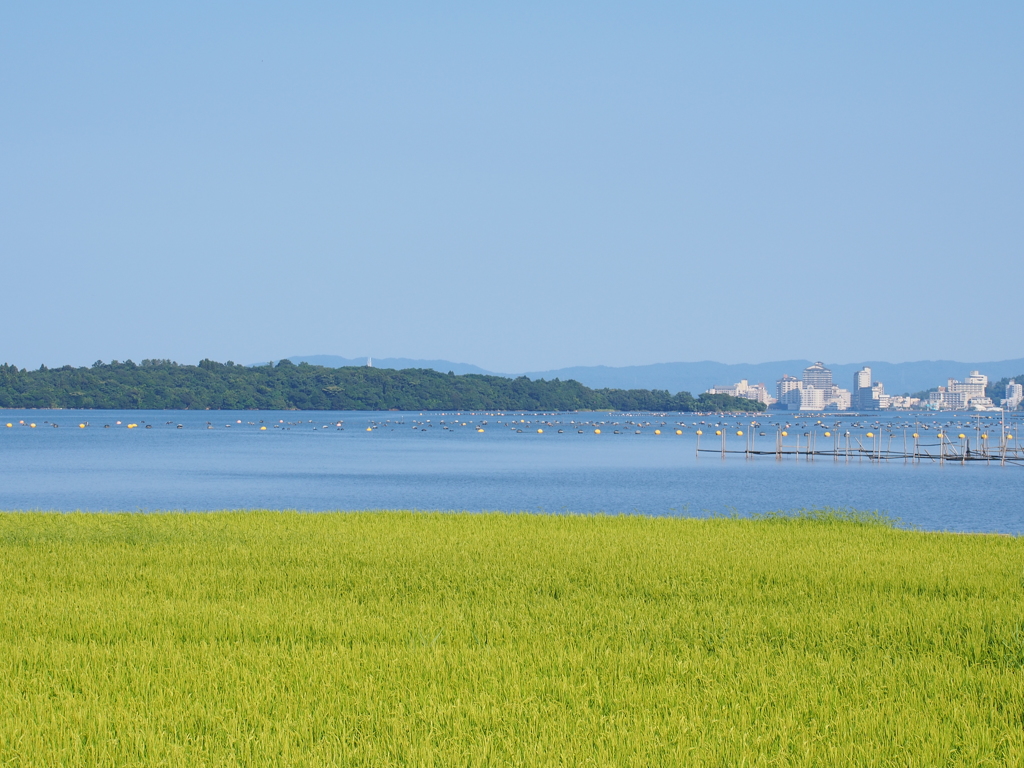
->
[0,359,767,412]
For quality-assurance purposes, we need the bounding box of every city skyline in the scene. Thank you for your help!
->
[710,362,1019,411]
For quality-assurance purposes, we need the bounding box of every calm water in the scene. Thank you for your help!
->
[2,409,1022,534]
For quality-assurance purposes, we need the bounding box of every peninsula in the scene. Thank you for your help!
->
[0,359,766,412]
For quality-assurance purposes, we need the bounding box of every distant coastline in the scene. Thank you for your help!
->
[0,360,765,412]
[275,355,1024,400]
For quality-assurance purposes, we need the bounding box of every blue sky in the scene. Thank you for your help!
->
[2,2,1022,371]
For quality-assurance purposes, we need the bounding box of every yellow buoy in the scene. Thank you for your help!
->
[30,423,36,428]
[260,426,267,430]
[981,433,988,439]
[366,427,372,431]
[781,431,787,437]
[594,429,601,434]
[537,429,543,433]
[824,431,831,437]
[675,429,682,435]
[127,424,137,429]
[1007,435,1014,440]
[477,428,484,432]
[5,423,11,428]
[866,432,874,438]
[79,424,86,428]
[958,433,965,439]
[696,430,703,435]
[736,430,743,436]
[654,429,661,435]
[715,430,721,436]
[936,433,944,438]
[912,433,919,438]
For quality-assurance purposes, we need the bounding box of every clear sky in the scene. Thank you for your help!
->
[2,2,1022,372]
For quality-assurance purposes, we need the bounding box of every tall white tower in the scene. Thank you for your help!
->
[802,362,832,390]
[853,367,872,391]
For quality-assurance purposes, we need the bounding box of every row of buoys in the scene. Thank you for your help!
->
[4,414,1016,441]
[9,418,1005,436]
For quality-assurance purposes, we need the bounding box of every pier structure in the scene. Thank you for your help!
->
[695,415,1023,466]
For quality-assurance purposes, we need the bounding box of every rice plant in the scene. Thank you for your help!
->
[0,510,1021,766]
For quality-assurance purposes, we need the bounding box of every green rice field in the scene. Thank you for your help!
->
[0,510,1022,766]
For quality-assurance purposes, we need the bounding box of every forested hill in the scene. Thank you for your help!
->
[0,360,765,412]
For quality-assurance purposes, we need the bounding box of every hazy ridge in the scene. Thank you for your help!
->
[278,355,1024,396]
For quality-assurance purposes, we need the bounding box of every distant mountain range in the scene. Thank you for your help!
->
[271,355,1024,397]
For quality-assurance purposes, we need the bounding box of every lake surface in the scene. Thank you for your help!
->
[2,409,1022,534]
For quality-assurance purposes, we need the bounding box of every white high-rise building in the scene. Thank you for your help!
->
[966,370,987,389]
[803,362,832,390]
[948,371,986,399]
[853,367,872,391]
[777,374,801,401]
[946,371,989,409]
[852,367,885,410]
[775,375,802,409]
[1004,380,1023,410]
